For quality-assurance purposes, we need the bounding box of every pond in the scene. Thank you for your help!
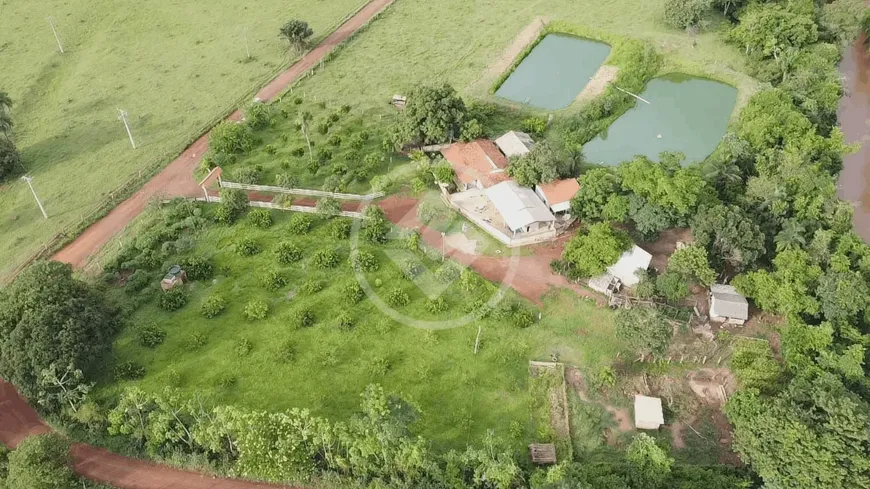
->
[582,75,738,166]
[495,34,611,110]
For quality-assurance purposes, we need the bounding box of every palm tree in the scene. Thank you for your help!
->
[775,219,807,252]
[701,158,742,186]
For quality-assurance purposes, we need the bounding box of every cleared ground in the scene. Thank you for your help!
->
[0,0,367,279]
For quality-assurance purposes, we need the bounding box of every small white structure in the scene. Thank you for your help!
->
[535,179,581,215]
[495,130,535,158]
[606,245,652,287]
[709,284,750,325]
[634,395,664,430]
[484,180,556,235]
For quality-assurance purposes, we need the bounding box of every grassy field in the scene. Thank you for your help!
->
[96,202,623,451]
[0,0,368,279]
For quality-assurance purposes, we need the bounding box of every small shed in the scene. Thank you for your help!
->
[529,443,557,464]
[588,273,621,297]
[606,245,652,287]
[495,131,535,158]
[709,284,749,325]
[160,265,187,291]
[634,395,664,430]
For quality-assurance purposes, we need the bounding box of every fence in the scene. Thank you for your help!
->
[445,195,558,248]
[201,197,364,219]
[219,180,383,201]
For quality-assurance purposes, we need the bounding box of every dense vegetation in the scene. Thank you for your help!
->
[0,91,19,182]
[0,433,113,489]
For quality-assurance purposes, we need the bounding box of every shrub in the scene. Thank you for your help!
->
[459,118,483,142]
[216,188,249,224]
[185,332,208,351]
[316,197,342,217]
[275,242,303,263]
[290,147,305,157]
[264,144,277,155]
[276,172,299,188]
[138,324,166,348]
[368,355,390,376]
[124,269,150,294]
[341,280,365,304]
[158,287,189,311]
[663,0,712,29]
[181,256,214,281]
[348,133,366,149]
[210,121,255,154]
[215,373,237,388]
[316,122,331,135]
[656,270,689,303]
[244,300,269,320]
[386,288,410,307]
[512,308,535,328]
[350,250,379,272]
[291,309,315,328]
[0,137,22,183]
[362,206,390,244]
[521,117,548,137]
[331,162,349,175]
[335,312,354,331]
[213,204,234,225]
[115,361,146,380]
[235,237,262,256]
[287,213,315,234]
[231,166,261,185]
[435,262,461,283]
[312,248,339,269]
[401,258,422,280]
[300,278,324,295]
[322,175,345,192]
[327,133,342,146]
[248,209,273,228]
[275,340,297,363]
[417,202,442,225]
[328,218,352,239]
[426,297,448,314]
[315,148,333,163]
[273,194,295,208]
[201,294,228,318]
[234,338,253,357]
[245,101,272,129]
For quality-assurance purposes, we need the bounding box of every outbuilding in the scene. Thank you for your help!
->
[634,395,664,430]
[495,130,535,158]
[535,178,581,215]
[709,284,749,325]
[441,140,509,190]
[606,245,652,287]
[484,180,556,235]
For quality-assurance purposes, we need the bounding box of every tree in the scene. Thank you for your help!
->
[667,245,716,286]
[209,121,255,155]
[362,205,391,244]
[278,20,313,51]
[815,269,870,324]
[615,307,673,357]
[401,84,468,145]
[562,223,632,278]
[618,156,710,220]
[0,261,118,397]
[36,363,92,414]
[732,249,822,317]
[691,204,765,271]
[570,168,624,222]
[0,90,12,138]
[5,434,75,489]
[727,2,819,60]
[506,141,579,187]
[316,197,342,217]
[0,137,21,182]
[452,430,522,489]
[663,0,712,30]
[655,271,689,303]
[730,340,783,391]
[819,0,867,46]
[626,433,673,489]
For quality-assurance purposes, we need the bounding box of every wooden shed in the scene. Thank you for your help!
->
[529,443,557,464]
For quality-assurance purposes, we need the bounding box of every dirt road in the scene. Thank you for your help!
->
[53,0,394,269]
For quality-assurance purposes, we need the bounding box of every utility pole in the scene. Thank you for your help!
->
[116,108,136,149]
[242,27,251,59]
[21,176,48,219]
[46,16,64,53]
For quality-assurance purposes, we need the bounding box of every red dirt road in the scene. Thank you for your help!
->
[53,0,394,269]
[0,380,292,489]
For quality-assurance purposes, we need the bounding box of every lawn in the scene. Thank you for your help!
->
[97,202,623,452]
[0,0,368,279]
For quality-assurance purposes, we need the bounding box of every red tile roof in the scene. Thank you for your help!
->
[440,140,509,188]
[537,178,580,205]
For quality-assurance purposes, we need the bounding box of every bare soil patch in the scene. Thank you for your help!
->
[575,65,619,103]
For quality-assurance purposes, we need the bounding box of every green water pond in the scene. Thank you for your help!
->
[495,34,611,110]
[582,75,738,166]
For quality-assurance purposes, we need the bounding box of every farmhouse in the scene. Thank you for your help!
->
[709,284,750,325]
[441,140,509,190]
[634,395,664,430]
[495,130,535,158]
[535,178,580,215]
[485,180,556,236]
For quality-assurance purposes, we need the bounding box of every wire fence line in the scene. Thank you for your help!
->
[198,197,365,219]
[219,180,383,201]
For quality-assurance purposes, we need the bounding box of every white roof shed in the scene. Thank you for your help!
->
[606,245,652,287]
[485,180,555,232]
[634,395,664,430]
[495,131,535,158]
[710,284,749,322]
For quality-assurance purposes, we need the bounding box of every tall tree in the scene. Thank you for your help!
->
[278,20,313,51]
[401,84,468,145]
[562,223,632,278]
[5,434,75,489]
[691,204,766,271]
[0,136,21,182]
[0,91,12,138]
[727,1,819,60]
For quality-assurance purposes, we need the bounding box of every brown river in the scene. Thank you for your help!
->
[838,35,870,241]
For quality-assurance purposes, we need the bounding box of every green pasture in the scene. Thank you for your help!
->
[0,0,367,279]
[98,204,623,451]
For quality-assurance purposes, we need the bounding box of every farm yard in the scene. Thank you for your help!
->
[0,0,368,280]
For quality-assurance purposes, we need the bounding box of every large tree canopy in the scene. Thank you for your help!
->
[727,0,819,60]
[562,223,632,278]
[0,261,118,397]
[400,84,469,145]
[506,141,579,187]
[691,204,765,272]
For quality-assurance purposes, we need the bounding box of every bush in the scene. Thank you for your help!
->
[213,204,234,225]
[124,269,150,294]
[235,237,262,256]
[663,0,712,29]
[210,121,255,154]
[426,297,448,314]
[276,172,299,188]
[245,101,272,129]
[521,117,548,137]
[138,323,166,348]
[316,197,342,217]
[201,294,228,318]
[216,188,248,224]
[512,308,535,328]
[234,338,253,357]
[158,287,189,311]
[114,361,145,380]
[244,300,269,320]
[435,262,461,283]
[275,340,296,363]
[261,270,286,291]
[401,258,422,280]
[180,256,214,281]
[300,278,323,295]
[248,208,273,228]
[275,242,303,264]
[368,355,391,376]
[328,218,352,239]
[362,206,391,244]
[316,122,331,135]
[315,148,333,163]
[290,147,305,157]
[386,288,410,307]
[327,133,342,146]
[185,332,208,351]
[0,137,22,183]
[350,249,379,271]
[656,270,689,303]
[287,213,315,234]
[291,308,315,328]
[341,280,365,304]
[215,373,237,388]
[312,248,339,269]
[232,167,260,185]
[335,312,354,331]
